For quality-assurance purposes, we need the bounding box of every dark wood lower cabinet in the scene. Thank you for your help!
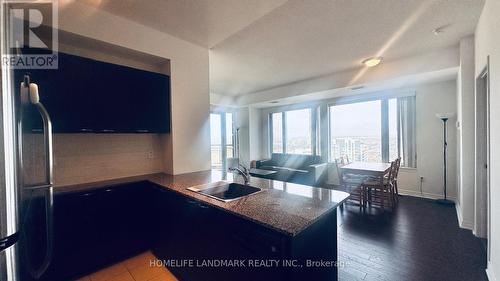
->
[43,182,338,281]
[44,182,154,281]
[150,184,338,281]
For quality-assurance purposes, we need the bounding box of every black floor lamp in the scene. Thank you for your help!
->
[436,113,455,206]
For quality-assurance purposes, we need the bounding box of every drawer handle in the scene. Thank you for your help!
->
[80,128,93,132]
[187,199,198,205]
[136,129,149,133]
[100,129,115,133]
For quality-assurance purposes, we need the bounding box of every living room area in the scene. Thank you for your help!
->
[211,77,456,199]
[208,0,498,279]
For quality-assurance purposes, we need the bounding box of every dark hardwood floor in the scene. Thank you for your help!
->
[337,196,488,281]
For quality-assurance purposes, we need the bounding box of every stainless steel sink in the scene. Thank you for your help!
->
[187,181,262,202]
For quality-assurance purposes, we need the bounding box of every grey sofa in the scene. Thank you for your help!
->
[255,153,327,186]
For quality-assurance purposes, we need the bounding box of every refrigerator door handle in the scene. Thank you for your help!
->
[34,102,53,187]
[28,101,54,279]
[24,183,52,191]
[0,232,20,252]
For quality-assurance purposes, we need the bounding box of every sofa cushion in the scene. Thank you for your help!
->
[270,153,322,169]
[259,165,280,171]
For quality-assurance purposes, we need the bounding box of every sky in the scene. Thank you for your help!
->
[330,99,398,138]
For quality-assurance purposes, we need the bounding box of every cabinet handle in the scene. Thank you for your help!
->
[187,199,198,205]
[32,129,43,133]
[135,129,149,133]
[100,129,115,133]
[198,204,210,209]
[80,128,93,132]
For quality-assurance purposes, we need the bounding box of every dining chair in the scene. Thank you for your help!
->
[334,159,364,212]
[362,161,397,211]
[383,157,401,205]
[392,158,401,203]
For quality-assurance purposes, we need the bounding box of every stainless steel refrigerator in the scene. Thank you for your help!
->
[1,14,54,281]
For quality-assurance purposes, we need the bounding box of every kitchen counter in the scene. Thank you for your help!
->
[55,170,349,237]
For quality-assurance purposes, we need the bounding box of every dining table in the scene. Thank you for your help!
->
[339,162,392,178]
[339,162,393,208]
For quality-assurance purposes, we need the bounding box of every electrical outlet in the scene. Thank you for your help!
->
[147,150,154,159]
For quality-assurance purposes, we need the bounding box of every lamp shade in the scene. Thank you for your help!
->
[436,113,455,120]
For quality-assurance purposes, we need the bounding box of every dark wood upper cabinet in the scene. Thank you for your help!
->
[15,52,171,133]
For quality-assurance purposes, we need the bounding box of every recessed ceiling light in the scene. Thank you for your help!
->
[432,24,449,35]
[351,86,365,91]
[433,28,444,35]
[362,57,383,67]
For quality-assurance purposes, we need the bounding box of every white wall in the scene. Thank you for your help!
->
[475,0,500,279]
[414,81,457,200]
[256,80,457,199]
[58,1,211,175]
[248,107,263,162]
[456,36,476,230]
[235,107,250,167]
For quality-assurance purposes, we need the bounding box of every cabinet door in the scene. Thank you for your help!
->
[129,71,170,133]
[206,208,286,281]
[45,53,95,133]
[91,61,135,133]
[91,61,170,133]
[150,190,207,279]
[46,190,100,281]
[17,54,96,133]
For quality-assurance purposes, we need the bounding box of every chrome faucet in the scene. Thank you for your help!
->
[228,164,250,185]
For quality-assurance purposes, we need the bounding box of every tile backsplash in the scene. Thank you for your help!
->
[52,134,164,186]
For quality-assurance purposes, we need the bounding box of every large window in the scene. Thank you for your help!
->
[226,112,234,160]
[210,112,234,170]
[329,97,416,167]
[329,100,382,162]
[210,114,222,168]
[286,109,312,154]
[271,112,283,153]
[270,108,314,155]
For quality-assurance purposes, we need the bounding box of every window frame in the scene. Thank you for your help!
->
[210,110,236,171]
[327,95,413,166]
[268,107,317,156]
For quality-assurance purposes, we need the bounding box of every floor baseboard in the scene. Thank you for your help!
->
[398,189,456,201]
[455,202,474,230]
[487,263,498,281]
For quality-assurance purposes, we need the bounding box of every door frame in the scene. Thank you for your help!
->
[210,111,235,171]
[474,56,490,261]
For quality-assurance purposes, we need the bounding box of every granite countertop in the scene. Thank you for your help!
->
[55,170,349,237]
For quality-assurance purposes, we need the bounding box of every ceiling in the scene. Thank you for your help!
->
[75,0,288,48]
[77,0,484,97]
[210,0,484,96]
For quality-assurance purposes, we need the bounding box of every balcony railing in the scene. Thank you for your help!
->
[211,145,234,169]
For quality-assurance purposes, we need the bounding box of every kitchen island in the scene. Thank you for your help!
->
[53,170,349,281]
